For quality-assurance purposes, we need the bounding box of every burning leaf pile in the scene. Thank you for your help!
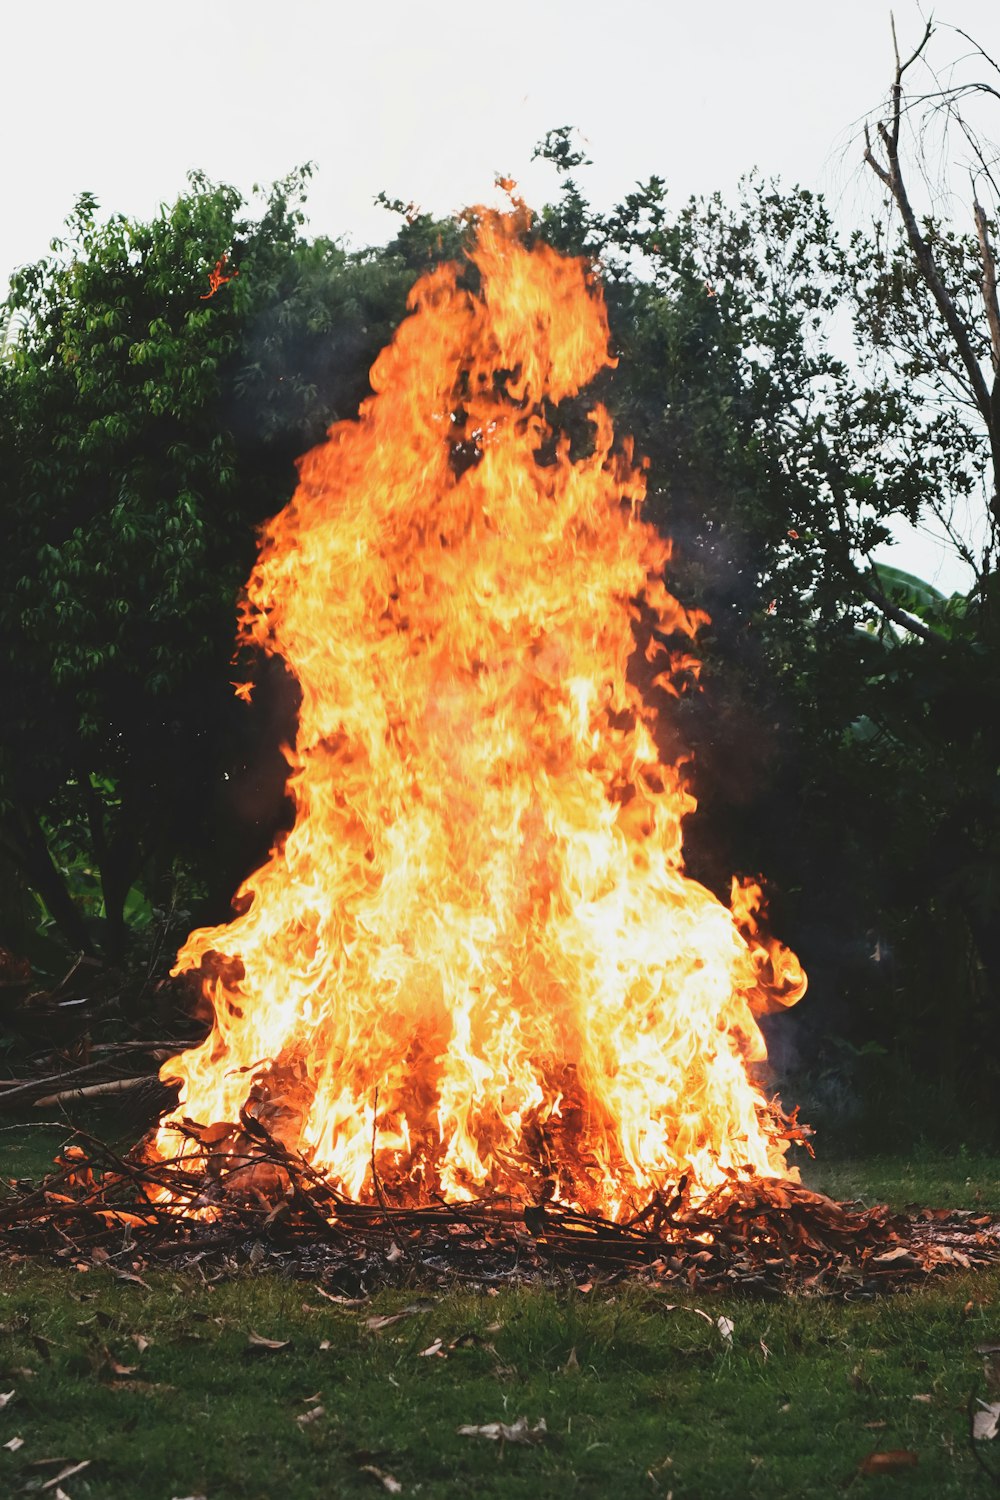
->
[150,199,808,1220]
[5,200,997,1293]
[2,1131,998,1295]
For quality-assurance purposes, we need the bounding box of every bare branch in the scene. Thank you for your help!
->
[864,23,996,446]
[951,26,1000,81]
[973,199,1000,373]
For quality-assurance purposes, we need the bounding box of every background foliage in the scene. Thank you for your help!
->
[3,34,999,1141]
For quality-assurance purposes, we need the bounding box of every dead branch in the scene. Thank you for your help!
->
[864,19,1000,525]
[33,1075,160,1108]
[974,199,1000,373]
[0,1058,119,1108]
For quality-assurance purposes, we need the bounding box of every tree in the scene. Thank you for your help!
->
[0,170,427,962]
[533,94,1000,1119]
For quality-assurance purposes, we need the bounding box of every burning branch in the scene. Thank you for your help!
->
[200,255,238,300]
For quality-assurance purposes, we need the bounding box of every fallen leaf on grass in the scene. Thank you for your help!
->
[41,1460,92,1490]
[364,1303,434,1333]
[859,1450,918,1474]
[296,1406,325,1426]
[109,1379,176,1395]
[0,1391,15,1408]
[314,1287,368,1307]
[911,1393,932,1404]
[112,1271,151,1290]
[418,1339,446,1358]
[458,1416,547,1445]
[359,1464,402,1493]
[716,1316,734,1347]
[246,1330,291,1353]
[4,1437,24,1452]
[973,1401,1000,1441]
[132,1334,150,1354]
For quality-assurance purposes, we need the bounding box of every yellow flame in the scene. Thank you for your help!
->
[153,206,806,1216]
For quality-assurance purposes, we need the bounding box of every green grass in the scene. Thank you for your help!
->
[3,1139,1000,1497]
[804,1151,1000,1213]
[2,1263,1000,1498]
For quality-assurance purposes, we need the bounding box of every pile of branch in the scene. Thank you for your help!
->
[2,1125,997,1296]
[0,956,194,1116]
[0,1043,180,1113]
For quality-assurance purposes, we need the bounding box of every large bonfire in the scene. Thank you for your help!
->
[151,203,806,1219]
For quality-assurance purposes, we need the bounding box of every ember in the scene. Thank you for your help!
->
[200,254,238,299]
[153,200,808,1217]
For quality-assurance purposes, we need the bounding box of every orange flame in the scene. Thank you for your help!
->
[154,207,806,1216]
[200,255,238,299]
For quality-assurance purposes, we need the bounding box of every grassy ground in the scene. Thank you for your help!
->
[2,1132,1000,1497]
[3,1259,1000,1498]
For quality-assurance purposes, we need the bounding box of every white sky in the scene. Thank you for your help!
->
[4,0,997,590]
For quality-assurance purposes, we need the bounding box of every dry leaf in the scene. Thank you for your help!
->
[911,1393,932,1404]
[458,1415,547,1445]
[112,1271,151,1290]
[717,1316,734,1346]
[657,1302,715,1327]
[364,1303,433,1333]
[314,1287,368,1306]
[759,1339,771,1360]
[871,1247,919,1268]
[42,1460,92,1490]
[319,1340,332,1351]
[386,1242,403,1263]
[297,1405,325,1426]
[110,1379,176,1395]
[246,1330,291,1353]
[359,1465,403,1493]
[133,1335,150,1354]
[418,1339,446,1359]
[858,1450,918,1474]
[0,1391,14,1408]
[973,1401,1000,1441]
[564,1347,579,1371]
[4,1437,24,1452]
